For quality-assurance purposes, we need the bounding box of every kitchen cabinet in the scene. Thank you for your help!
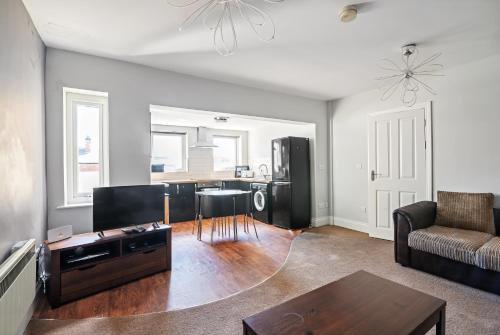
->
[222,180,240,190]
[240,181,251,191]
[222,180,251,191]
[167,183,196,223]
[164,195,169,225]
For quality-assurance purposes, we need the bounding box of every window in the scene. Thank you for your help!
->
[151,132,187,172]
[213,135,240,171]
[64,88,109,205]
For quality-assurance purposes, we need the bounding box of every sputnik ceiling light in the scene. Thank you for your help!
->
[376,44,444,106]
[167,0,284,56]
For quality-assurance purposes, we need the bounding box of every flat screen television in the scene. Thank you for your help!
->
[93,185,165,232]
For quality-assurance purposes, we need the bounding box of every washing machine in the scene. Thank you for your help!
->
[251,183,272,224]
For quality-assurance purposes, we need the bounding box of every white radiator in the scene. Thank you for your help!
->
[0,239,36,335]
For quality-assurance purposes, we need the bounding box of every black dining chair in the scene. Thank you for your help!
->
[195,194,233,244]
[238,192,258,239]
[194,192,258,243]
[220,191,259,240]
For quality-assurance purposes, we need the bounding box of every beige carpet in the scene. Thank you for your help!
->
[28,232,500,335]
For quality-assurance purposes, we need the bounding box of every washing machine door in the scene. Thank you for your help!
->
[253,190,266,212]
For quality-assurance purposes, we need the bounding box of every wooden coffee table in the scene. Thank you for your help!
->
[243,270,446,335]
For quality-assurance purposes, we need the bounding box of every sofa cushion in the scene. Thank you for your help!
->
[475,237,500,272]
[408,225,493,265]
[435,191,495,234]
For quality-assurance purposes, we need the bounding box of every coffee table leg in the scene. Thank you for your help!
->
[436,307,445,335]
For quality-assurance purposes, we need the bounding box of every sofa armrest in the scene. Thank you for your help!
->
[393,201,436,265]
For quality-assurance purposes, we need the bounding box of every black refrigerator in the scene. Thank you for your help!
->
[271,137,311,229]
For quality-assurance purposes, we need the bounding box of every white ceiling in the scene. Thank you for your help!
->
[150,105,315,131]
[23,0,500,100]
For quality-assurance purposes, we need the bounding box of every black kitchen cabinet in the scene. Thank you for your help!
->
[167,183,196,223]
[222,180,251,191]
[222,180,240,190]
[240,181,251,191]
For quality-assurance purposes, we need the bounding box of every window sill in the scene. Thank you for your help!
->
[57,203,93,210]
[151,171,188,174]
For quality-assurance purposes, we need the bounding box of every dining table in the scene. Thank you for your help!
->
[195,189,254,242]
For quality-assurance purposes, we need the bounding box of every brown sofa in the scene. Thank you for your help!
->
[394,191,500,294]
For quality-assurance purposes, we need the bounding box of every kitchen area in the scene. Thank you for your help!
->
[150,105,316,231]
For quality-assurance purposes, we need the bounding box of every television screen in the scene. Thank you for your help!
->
[93,185,165,232]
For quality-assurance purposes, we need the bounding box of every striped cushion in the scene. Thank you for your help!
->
[476,237,500,272]
[435,191,495,234]
[408,225,493,265]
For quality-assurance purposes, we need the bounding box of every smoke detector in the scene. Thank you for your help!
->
[339,5,357,23]
[214,116,229,122]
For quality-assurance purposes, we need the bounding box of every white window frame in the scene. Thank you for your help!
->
[63,87,109,205]
[213,135,241,172]
[150,131,188,173]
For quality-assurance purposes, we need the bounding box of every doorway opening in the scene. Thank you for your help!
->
[149,105,316,184]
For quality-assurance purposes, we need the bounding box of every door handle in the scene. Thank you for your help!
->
[371,170,382,181]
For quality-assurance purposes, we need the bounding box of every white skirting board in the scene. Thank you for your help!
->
[332,217,368,233]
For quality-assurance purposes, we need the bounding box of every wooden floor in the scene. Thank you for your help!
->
[33,220,366,320]
[34,217,300,319]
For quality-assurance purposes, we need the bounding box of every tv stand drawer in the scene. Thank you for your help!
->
[61,246,168,301]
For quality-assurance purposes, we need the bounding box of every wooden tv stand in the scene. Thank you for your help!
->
[46,224,171,307]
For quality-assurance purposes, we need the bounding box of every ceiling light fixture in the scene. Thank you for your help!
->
[338,5,357,23]
[376,44,444,106]
[167,0,284,56]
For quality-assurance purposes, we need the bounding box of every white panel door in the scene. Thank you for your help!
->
[368,104,431,240]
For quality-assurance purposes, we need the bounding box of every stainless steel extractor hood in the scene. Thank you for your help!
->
[190,127,217,148]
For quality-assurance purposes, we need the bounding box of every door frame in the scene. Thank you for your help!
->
[367,101,434,233]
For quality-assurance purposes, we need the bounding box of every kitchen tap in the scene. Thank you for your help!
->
[258,164,271,180]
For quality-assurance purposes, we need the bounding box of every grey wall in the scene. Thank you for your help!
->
[45,49,329,233]
[329,53,500,229]
[0,0,46,262]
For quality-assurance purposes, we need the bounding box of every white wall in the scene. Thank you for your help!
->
[329,53,500,229]
[45,48,329,233]
[0,0,46,262]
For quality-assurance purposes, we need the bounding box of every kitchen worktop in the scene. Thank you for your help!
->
[156,177,272,184]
